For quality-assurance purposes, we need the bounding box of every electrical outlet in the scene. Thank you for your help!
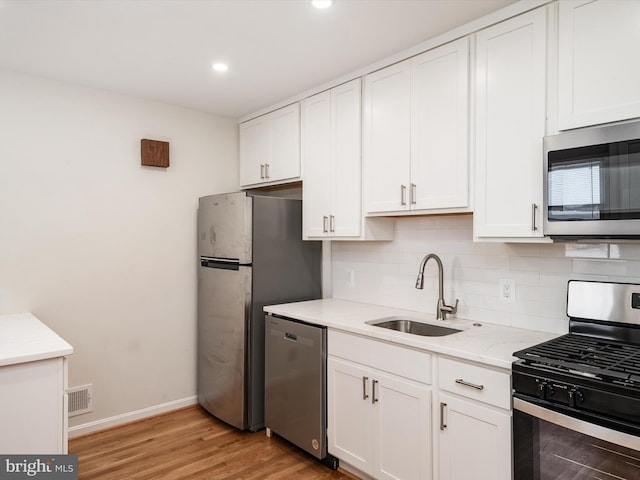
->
[346,269,355,287]
[499,279,515,303]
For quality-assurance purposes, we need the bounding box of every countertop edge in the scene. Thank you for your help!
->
[0,313,74,367]
[264,299,559,370]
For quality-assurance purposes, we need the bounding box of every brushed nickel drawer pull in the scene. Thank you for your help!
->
[362,376,369,400]
[372,379,379,404]
[440,402,447,430]
[455,378,485,390]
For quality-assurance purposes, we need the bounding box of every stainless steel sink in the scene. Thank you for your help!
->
[367,317,462,337]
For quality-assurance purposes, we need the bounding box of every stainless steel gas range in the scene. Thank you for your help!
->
[512,280,640,480]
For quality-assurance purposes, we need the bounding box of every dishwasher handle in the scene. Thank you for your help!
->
[284,332,297,342]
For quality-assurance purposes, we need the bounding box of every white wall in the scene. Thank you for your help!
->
[332,215,640,334]
[0,70,238,427]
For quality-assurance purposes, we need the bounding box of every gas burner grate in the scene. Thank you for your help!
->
[514,334,640,384]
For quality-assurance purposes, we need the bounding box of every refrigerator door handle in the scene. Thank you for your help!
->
[200,256,250,270]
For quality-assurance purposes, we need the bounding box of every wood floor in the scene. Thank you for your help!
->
[69,405,360,480]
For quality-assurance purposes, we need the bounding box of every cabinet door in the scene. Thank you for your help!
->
[239,116,268,187]
[474,7,547,238]
[327,357,375,475]
[302,91,332,238]
[239,104,301,188]
[411,38,469,211]
[376,373,432,480]
[438,393,511,480]
[558,0,640,129]
[267,103,301,183]
[0,358,66,454]
[363,60,411,213]
[332,79,362,237]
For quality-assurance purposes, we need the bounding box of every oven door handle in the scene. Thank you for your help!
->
[514,397,640,451]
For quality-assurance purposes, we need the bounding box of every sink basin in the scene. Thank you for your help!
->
[367,317,462,337]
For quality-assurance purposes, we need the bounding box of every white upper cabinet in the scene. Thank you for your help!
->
[558,0,640,130]
[363,61,412,213]
[473,6,550,240]
[364,37,470,215]
[303,79,393,240]
[239,103,300,188]
[411,38,470,211]
[302,90,333,237]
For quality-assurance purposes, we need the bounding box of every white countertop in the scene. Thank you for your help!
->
[0,313,74,367]
[264,299,558,370]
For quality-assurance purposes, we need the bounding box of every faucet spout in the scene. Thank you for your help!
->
[415,253,458,320]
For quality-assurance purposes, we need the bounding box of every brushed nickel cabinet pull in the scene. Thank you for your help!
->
[401,185,407,206]
[260,164,265,179]
[455,378,485,390]
[329,215,335,233]
[372,379,379,404]
[531,203,538,231]
[410,183,417,205]
[440,402,447,430]
[362,376,369,400]
[322,216,329,233]
[265,163,270,179]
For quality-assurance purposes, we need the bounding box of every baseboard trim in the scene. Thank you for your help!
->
[68,395,199,438]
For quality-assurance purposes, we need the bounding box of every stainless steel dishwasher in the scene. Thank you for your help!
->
[264,314,338,469]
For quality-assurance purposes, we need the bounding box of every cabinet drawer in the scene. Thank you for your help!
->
[328,330,431,384]
[438,357,510,409]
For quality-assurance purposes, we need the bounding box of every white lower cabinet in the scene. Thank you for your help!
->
[327,331,513,480]
[327,358,374,472]
[328,331,432,480]
[328,358,432,480]
[0,357,69,454]
[437,393,511,480]
[436,357,512,480]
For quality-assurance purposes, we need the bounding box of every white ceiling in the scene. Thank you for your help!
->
[0,0,515,119]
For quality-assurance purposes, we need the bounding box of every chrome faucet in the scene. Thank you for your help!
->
[415,253,458,320]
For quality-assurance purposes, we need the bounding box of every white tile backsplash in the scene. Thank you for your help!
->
[330,214,640,334]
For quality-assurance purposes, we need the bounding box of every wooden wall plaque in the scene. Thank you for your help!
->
[141,139,170,168]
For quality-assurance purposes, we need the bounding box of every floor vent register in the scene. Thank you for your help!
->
[67,384,93,417]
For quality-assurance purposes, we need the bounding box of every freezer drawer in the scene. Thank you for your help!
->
[264,314,327,460]
[198,192,252,263]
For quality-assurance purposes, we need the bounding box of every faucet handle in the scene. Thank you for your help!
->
[440,299,459,316]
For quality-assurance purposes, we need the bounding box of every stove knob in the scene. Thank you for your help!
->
[567,388,583,408]
[546,384,555,398]
[537,381,547,400]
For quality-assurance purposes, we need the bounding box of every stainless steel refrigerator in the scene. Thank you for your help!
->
[197,191,321,431]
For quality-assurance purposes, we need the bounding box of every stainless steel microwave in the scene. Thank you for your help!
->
[543,121,640,239]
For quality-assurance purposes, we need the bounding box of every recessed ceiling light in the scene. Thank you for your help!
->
[212,63,229,73]
[311,0,333,9]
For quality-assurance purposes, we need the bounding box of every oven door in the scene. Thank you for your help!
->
[513,397,640,479]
